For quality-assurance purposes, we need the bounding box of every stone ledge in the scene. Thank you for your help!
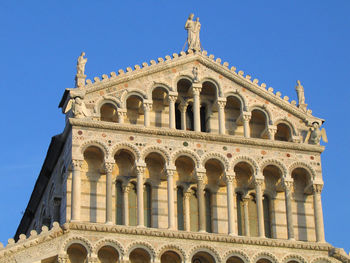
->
[69,118,325,154]
[67,222,331,251]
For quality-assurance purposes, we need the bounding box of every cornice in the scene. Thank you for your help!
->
[69,118,325,154]
[81,51,322,123]
[67,222,331,252]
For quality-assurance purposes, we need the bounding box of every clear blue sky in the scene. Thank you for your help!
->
[0,0,349,251]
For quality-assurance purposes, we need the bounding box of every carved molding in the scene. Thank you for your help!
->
[70,119,325,153]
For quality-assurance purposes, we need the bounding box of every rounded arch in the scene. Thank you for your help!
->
[126,241,156,261]
[141,146,170,165]
[61,236,93,255]
[93,238,125,258]
[281,254,307,263]
[224,91,247,111]
[79,140,109,160]
[288,162,316,181]
[200,77,223,97]
[171,149,201,168]
[121,88,148,108]
[231,155,259,174]
[172,74,194,92]
[188,245,221,263]
[223,250,250,263]
[110,142,141,162]
[201,152,229,171]
[310,257,333,263]
[260,159,288,178]
[274,118,297,136]
[249,105,273,125]
[252,252,279,263]
[147,82,173,98]
[156,244,186,262]
[94,96,121,115]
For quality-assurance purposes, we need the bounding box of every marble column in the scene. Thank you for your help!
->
[242,197,250,236]
[192,84,202,132]
[117,109,126,124]
[104,162,114,224]
[313,184,325,242]
[168,94,177,129]
[122,185,129,226]
[225,173,236,235]
[242,112,251,138]
[167,169,175,229]
[283,180,295,240]
[255,178,265,237]
[136,165,145,227]
[184,190,191,231]
[179,103,187,130]
[217,98,226,135]
[196,171,206,232]
[71,159,83,221]
[143,102,152,127]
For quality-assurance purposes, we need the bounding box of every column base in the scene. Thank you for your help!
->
[137,225,145,228]
[105,221,113,225]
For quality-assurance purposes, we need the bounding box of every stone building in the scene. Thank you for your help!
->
[0,14,348,263]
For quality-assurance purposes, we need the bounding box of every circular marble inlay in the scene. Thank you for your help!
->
[157,139,161,143]
[223,146,227,151]
[227,153,232,158]
[129,136,134,141]
[183,142,188,147]
[78,131,83,135]
[286,153,291,157]
[310,156,314,160]
[261,150,267,155]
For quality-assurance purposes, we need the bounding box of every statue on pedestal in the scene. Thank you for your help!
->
[77,52,87,75]
[304,122,328,145]
[185,14,201,52]
[295,80,307,111]
[72,97,87,119]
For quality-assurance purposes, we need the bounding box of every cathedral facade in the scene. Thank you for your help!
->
[0,15,348,263]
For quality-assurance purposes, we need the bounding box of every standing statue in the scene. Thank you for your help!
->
[304,122,328,145]
[192,66,199,82]
[185,14,201,52]
[77,52,87,75]
[295,80,306,106]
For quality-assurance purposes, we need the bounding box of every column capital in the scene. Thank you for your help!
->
[168,94,178,102]
[217,98,227,109]
[225,172,236,183]
[122,185,131,193]
[254,178,264,187]
[143,102,152,111]
[242,112,252,121]
[192,84,202,95]
[135,165,146,175]
[71,159,83,170]
[166,169,176,177]
[268,125,277,136]
[242,196,250,203]
[195,170,206,181]
[117,108,127,117]
[283,179,294,190]
[312,184,323,194]
[104,162,114,174]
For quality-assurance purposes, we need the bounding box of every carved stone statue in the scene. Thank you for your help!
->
[72,97,87,119]
[304,122,328,145]
[185,14,201,52]
[192,66,199,82]
[295,80,306,106]
[77,52,87,76]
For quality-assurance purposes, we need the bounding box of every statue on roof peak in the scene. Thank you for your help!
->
[77,52,87,76]
[295,80,307,112]
[185,13,201,52]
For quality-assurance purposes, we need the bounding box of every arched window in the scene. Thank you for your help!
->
[144,183,152,227]
[116,181,123,225]
[129,248,151,263]
[100,103,118,122]
[98,245,119,263]
[126,95,144,125]
[151,87,168,128]
[177,186,184,230]
[83,146,104,223]
[263,194,272,238]
[200,104,209,132]
[128,183,137,226]
[257,258,272,263]
[205,189,212,232]
[161,251,181,263]
[67,244,88,263]
[177,78,192,130]
[227,256,245,263]
[275,123,292,141]
[189,188,199,231]
[201,81,218,133]
[192,251,216,263]
[250,109,267,139]
[225,96,242,136]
